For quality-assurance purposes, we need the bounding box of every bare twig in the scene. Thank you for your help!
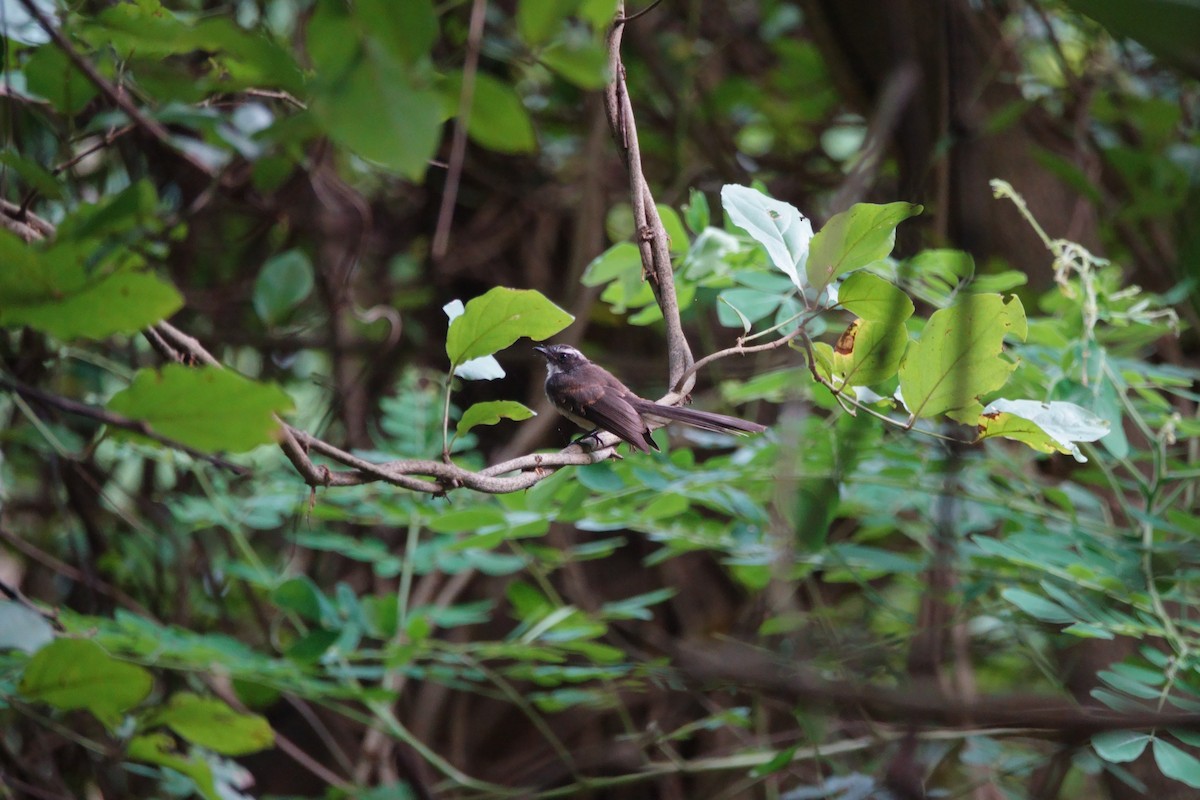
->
[431,0,488,260]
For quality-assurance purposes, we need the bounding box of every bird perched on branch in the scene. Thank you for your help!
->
[534,344,766,453]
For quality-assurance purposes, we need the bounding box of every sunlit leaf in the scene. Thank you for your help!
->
[721,184,814,290]
[897,294,1026,421]
[445,287,573,366]
[807,202,921,291]
[152,692,274,755]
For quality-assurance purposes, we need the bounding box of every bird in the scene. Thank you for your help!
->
[533,343,767,453]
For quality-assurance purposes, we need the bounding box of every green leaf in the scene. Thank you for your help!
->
[897,294,1026,421]
[106,364,294,454]
[309,40,442,181]
[1093,731,1151,763]
[23,43,98,115]
[253,249,314,325]
[0,233,183,340]
[1154,738,1200,788]
[818,317,909,387]
[807,202,922,291]
[19,639,153,725]
[442,300,506,379]
[539,39,610,88]
[443,72,536,154]
[154,692,274,756]
[127,733,219,800]
[837,271,914,323]
[0,151,65,200]
[898,249,976,307]
[1000,588,1075,623]
[272,576,330,623]
[445,287,573,366]
[456,400,537,437]
[581,243,641,287]
[518,0,572,44]
[356,0,437,63]
[684,188,711,234]
[721,184,814,290]
[716,288,783,330]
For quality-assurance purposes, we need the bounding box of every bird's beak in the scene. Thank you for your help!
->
[533,345,550,358]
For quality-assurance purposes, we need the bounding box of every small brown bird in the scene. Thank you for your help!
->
[534,344,766,453]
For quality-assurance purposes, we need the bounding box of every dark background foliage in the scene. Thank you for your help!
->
[1,0,1198,798]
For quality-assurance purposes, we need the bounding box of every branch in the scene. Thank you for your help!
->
[677,642,1200,737]
[604,2,694,393]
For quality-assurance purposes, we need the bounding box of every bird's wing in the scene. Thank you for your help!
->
[550,376,658,452]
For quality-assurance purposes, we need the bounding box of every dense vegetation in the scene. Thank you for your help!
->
[1,1,1198,798]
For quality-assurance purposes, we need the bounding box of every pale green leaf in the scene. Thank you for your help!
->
[1092,730,1151,763]
[721,184,814,289]
[1001,588,1075,623]
[979,399,1110,462]
[897,294,1026,421]
[457,400,537,437]
[1154,738,1200,787]
[106,365,294,454]
[807,202,922,291]
[445,287,573,366]
[518,0,572,44]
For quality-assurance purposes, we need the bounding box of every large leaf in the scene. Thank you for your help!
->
[721,184,814,290]
[457,401,537,438]
[445,287,573,367]
[106,365,294,453]
[806,202,922,291]
[0,233,183,340]
[897,294,1026,421]
[152,692,274,756]
[19,639,153,725]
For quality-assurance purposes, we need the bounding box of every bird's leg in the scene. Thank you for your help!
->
[571,430,604,450]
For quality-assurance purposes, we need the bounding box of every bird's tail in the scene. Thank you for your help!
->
[631,400,766,435]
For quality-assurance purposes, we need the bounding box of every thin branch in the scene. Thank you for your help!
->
[431,0,487,260]
[604,1,694,392]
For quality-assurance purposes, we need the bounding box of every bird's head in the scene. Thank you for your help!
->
[533,344,588,376]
